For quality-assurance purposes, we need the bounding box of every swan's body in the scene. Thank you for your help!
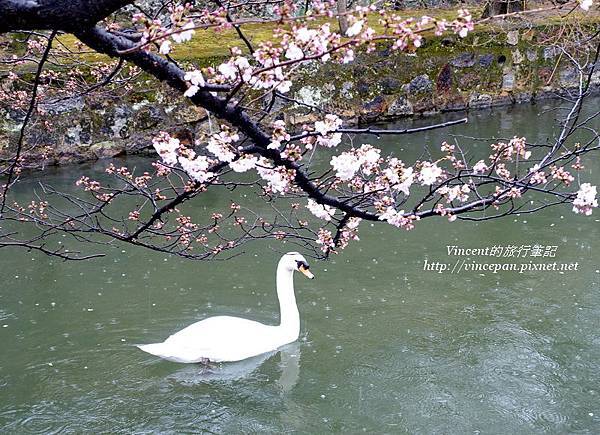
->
[138,316,294,363]
[137,252,313,363]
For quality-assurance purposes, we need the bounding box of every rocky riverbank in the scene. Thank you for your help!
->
[1,21,599,170]
[288,25,600,124]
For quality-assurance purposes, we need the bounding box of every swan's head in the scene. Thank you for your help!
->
[281,252,314,279]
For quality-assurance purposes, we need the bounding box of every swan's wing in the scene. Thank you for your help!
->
[137,317,272,362]
[163,317,269,353]
[165,316,263,342]
[161,316,281,362]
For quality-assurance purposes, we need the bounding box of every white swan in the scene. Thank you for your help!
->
[137,252,314,363]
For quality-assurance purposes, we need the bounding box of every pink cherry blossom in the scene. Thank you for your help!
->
[179,155,213,182]
[453,9,474,38]
[396,167,414,195]
[342,49,355,64]
[306,199,335,221]
[256,158,295,193]
[378,207,419,230]
[472,160,488,174]
[268,120,290,149]
[346,217,362,230]
[346,19,364,37]
[316,228,335,253]
[152,132,180,166]
[441,141,455,153]
[383,158,414,195]
[314,114,343,147]
[159,39,172,54]
[572,183,598,215]
[172,21,195,43]
[550,165,575,185]
[510,136,531,160]
[528,165,547,184]
[218,62,238,80]
[330,152,361,181]
[294,26,316,44]
[439,184,470,203]
[230,155,258,173]
[356,144,381,175]
[207,128,239,162]
[418,161,443,185]
[183,85,199,98]
[506,187,522,199]
[495,163,511,180]
[285,44,304,60]
[183,70,205,97]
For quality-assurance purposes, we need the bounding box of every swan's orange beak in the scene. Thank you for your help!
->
[299,264,314,279]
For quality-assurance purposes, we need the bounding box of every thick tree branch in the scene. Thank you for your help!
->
[74,26,382,222]
[0,0,133,32]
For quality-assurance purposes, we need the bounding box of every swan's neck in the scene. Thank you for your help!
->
[276,263,300,340]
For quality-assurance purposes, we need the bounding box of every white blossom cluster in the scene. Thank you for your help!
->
[573,183,598,216]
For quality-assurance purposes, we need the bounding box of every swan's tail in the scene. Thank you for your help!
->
[137,342,170,358]
[136,342,201,363]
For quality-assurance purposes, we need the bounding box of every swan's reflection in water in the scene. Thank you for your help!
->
[165,342,301,392]
[276,342,301,393]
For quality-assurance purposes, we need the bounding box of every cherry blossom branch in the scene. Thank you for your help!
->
[74,26,386,221]
[116,0,586,56]
[0,30,56,217]
[0,0,598,260]
[288,117,469,142]
[0,238,105,260]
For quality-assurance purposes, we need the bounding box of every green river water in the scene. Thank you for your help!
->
[0,100,599,433]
